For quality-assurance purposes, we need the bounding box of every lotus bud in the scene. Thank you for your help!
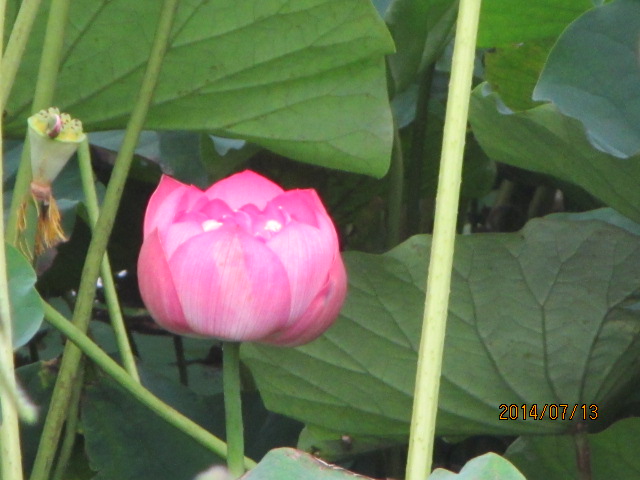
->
[138,171,347,346]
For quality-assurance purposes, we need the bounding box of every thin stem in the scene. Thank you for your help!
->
[406,64,436,236]
[42,303,257,470]
[29,339,40,362]
[384,445,407,480]
[31,0,71,111]
[0,0,26,476]
[0,333,24,476]
[173,335,188,386]
[7,0,72,246]
[223,342,245,478]
[6,143,31,249]
[574,422,592,480]
[77,139,140,382]
[50,358,85,480]
[30,2,180,479]
[494,179,515,207]
[0,339,37,423]
[386,121,404,248]
[527,185,556,219]
[0,0,43,110]
[405,1,482,479]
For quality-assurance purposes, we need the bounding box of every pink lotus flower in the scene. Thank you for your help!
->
[137,171,347,346]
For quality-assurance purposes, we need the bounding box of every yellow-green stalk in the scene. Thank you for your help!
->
[0,2,24,479]
[405,0,483,478]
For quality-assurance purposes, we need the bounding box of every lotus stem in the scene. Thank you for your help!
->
[30,1,180,479]
[405,0,482,478]
[223,342,246,478]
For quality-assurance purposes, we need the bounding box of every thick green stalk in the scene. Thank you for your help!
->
[77,139,140,382]
[7,0,72,246]
[42,303,257,470]
[223,342,245,478]
[405,1,482,479]
[0,0,43,110]
[29,2,179,479]
[0,1,25,477]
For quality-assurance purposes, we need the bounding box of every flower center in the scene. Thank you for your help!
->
[200,210,285,241]
[263,219,282,233]
[202,219,223,231]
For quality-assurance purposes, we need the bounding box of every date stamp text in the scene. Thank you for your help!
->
[498,404,598,421]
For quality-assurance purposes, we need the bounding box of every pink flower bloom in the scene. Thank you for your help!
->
[137,171,347,346]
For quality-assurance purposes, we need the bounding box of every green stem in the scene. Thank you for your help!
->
[173,335,188,386]
[42,302,257,470]
[0,348,24,480]
[384,445,407,480]
[527,185,556,219]
[0,1,25,477]
[574,422,592,480]
[6,142,31,249]
[0,325,37,423]
[386,121,404,248]
[0,137,24,480]
[7,0,71,247]
[405,1,482,479]
[494,179,515,208]
[50,358,85,480]
[223,342,245,478]
[31,0,70,111]
[7,143,30,250]
[406,64,435,236]
[0,0,43,111]
[77,139,140,382]
[30,2,179,479]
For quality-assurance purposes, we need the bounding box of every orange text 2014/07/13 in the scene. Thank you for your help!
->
[498,404,598,421]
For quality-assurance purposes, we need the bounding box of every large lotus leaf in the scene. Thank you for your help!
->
[385,0,457,92]
[550,208,640,237]
[243,218,640,439]
[477,0,592,47]
[533,0,640,158]
[430,453,525,480]
[297,424,401,461]
[505,418,640,479]
[483,40,553,111]
[3,0,394,177]
[243,448,374,480]
[82,362,302,480]
[6,243,43,349]
[469,84,640,223]
[244,449,524,480]
[82,371,224,480]
[478,0,592,111]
